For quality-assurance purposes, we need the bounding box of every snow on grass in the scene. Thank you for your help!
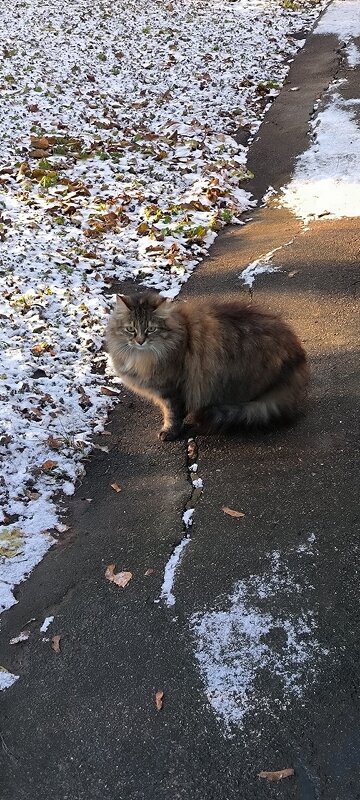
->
[0,0,326,615]
[191,540,327,731]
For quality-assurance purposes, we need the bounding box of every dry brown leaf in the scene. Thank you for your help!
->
[30,136,50,149]
[105,564,132,588]
[155,690,164,711]
[51,635,61,653]
[144,568,155,576]
[100,386,120,397]
[222,507,245,518]
[47,435,62,450]
[187,438,198,460]
[258,768,294,782]
[30,149,49,159]
[41,459,58,472]
[110,482,121,493]
[27,103,39,112]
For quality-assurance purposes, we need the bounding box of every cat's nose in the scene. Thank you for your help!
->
[135,335,146,345]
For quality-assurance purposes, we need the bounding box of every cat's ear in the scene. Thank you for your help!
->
[154,297,173,317]
[116,294,133,310]
[150,294,168,308]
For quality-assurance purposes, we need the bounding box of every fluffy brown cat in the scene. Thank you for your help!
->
[106,291,309,440]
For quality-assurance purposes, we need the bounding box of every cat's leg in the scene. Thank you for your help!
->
[158,392,185,441]
[181,410,202,437]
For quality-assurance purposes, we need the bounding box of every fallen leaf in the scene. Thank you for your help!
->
[10,630,30,645]
[30,136,50,149]
[222,507,245,518]
[51,634,61,653]
[155,690,164,711]
[47,434,62,450]
[41,459,58,472]
[27,103,39,112]
[258,768,294,782]
[110,482,121,493]
[0,528,24,557]
[105,564,132,588]
[144,568,155,576]
[100,386,120,397]
[187,438,198,460]
[30,149,49,159]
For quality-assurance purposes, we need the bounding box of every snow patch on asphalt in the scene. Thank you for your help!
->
[40,615,54,633]
[314,0,360,39]
[240,241,294,287]
[191,540,326,731]
[0,668,19,692]
[281,1,360,222]
[160,506,195,607]
[240,261,279,288]
[346,42,360,68]
[160,535,192,607]
[280,91,360,221]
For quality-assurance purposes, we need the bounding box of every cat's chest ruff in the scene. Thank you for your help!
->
[117,350,159,385]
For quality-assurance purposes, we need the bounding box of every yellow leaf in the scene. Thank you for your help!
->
[0,528,24,558]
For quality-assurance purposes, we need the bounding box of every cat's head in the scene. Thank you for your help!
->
[110,291,174,350]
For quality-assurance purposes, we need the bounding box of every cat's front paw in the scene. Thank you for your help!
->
[158,426,181,442]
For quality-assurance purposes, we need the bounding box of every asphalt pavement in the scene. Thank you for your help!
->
[1,15,359,800]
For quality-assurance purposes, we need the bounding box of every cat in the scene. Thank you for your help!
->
[105,291,309,441]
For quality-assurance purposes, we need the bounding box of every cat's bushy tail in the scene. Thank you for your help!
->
[194,358,310,432]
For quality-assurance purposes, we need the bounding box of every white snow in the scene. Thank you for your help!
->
[314,0,360,39]
[280,0,360,222]
[0,0,326,613]
[191,543,327,731]
[40,615,54,633]
[160,507,195,606]
[10,630,30,645]
[182,508,195,528]
[346,42,360,67]
[192,478,203,489]
[0,668,19,691]
[280,92,360,221]
[240,242,290,286]
[240,261,279,288]
[159,535,191,607]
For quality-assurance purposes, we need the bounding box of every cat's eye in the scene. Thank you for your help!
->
[147,325,158,333]
[125,326,135,333]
